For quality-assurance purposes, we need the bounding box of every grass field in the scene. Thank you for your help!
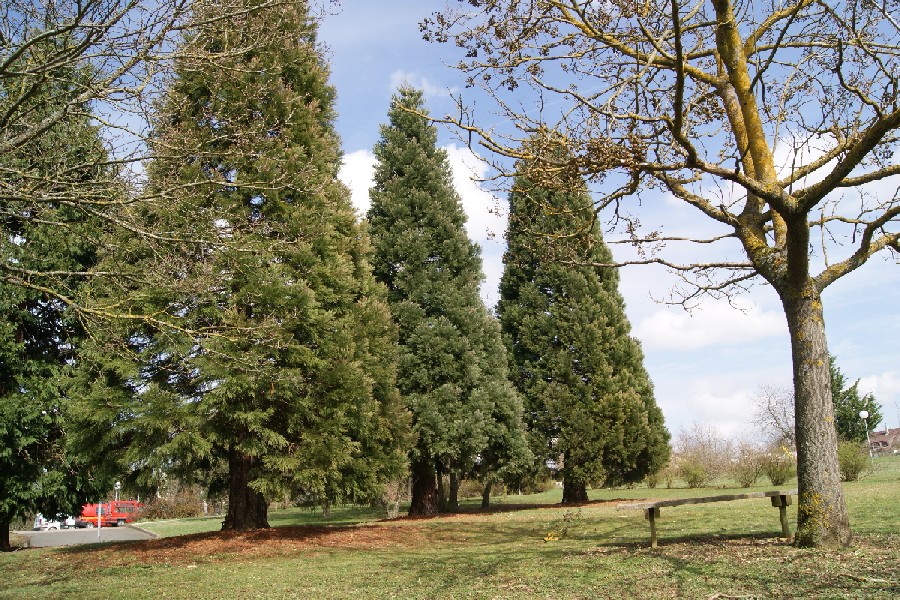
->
[2,456,898,599]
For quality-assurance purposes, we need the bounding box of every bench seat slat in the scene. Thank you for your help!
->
[617,489,797,511]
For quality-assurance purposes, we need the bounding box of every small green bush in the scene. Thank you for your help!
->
[677,459,709,488]
[838,440,870,482]
[760,449,796,486]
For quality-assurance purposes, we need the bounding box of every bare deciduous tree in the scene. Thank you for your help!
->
[1,0,191,323]
[423,0,899,546]
[752,385,796,448]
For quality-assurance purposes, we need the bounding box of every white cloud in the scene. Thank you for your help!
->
[659,380,758,440]
[634,300,786,351]
[388,70,458,99]
[858,370,900,428]
[443,144,507,246]
[337,144,506,307]
[338,149,377,216]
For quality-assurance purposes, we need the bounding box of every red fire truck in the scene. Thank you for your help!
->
[75,500,143,528]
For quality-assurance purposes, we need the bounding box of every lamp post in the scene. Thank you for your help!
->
[859,410,873,458]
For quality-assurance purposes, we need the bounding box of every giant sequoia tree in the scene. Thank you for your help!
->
[367,86,530,516]
[498,136,670,503]
[424,0,899,547]
[68,0,409,530]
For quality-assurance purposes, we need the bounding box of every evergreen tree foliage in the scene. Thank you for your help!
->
[367,86,530,515]
[497,133,669,503]
[830,355,882,444]
[0,34,110,549]
[67,0,409,530]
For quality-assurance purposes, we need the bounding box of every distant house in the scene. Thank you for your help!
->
[868,427,900,455]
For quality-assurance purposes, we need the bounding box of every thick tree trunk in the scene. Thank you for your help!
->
[408,456,439,516]
[447,471,460,513]
[1,520,11,551]
[561,476,588,504]
[481,481,492,509]
[782,286,852,547]
[222,447,269,531]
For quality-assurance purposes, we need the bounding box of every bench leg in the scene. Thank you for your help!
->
[771,494,793,539]
[645,507,660,548]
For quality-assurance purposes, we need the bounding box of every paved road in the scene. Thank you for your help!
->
[16,526,156,548]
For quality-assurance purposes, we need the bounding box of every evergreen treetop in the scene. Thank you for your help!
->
[368,86,530,515]
[498,133,669,501]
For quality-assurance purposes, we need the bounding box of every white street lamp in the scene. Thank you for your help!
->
[859,410,873,458]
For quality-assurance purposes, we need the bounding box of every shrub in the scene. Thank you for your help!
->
[376,479,411,519]
[673,423,732,487]
[513,472,558,494]
[837,440,870,482]
[457,478,499,499]
[141,489,204,520]
[677,459,709,488]
[760,447,796,486]
[731,443,764,488]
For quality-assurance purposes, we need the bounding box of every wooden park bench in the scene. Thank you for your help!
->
[617,489,797,548]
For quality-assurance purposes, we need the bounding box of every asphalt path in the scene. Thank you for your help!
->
[16,525,156,548]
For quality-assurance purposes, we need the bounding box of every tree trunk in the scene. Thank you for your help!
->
[481,481,492,509]
[447,471,460,513]
[782,286,852,547]
[408,456,439,516]
[561,476,588,504]
[0,519,11,552]
[436,461,448,512]
[221,446,269,531]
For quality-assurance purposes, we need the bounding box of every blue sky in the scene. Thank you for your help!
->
[317,0,900,440]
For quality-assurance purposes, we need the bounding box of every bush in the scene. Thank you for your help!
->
[141,489,204,520]
[673,423,732,487]
[677,459,709,488]
[457,478,500,499]
[760,448,796,486]
[731,443,764,488]
[837,440,870,482]
[378,479,410,519]
[512,472,558,495]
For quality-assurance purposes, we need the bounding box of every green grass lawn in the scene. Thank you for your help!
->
[2,456,898,599]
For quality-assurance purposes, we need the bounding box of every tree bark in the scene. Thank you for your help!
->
[1,520,11,551]
[436,461,448,512]
[562,476,588,504]
[408,456,439,516]
[481,481,492,509]
[447,471,460,513]
[782,285,852,547]
[221,446,269,531]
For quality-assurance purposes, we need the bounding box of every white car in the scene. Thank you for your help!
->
[33,513,61,530]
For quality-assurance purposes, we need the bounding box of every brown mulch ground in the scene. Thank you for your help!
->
[59,523,434,569]
[57,499,625,570]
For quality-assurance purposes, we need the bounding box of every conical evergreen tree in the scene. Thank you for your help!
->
[0,34,110,549]
[829,356,882,443]
[67,0,409,530]
[367,86,530,516]
[498,133,669,503]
